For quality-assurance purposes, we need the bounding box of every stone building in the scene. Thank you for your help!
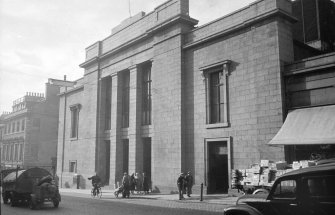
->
[0,79,64,174]
[56,0,335,193]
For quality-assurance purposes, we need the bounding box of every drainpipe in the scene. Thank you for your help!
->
[61,75,67,188]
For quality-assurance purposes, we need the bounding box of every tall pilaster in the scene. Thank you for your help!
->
[128,65,142,175]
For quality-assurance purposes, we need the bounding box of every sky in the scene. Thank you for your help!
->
[0,0,254,113]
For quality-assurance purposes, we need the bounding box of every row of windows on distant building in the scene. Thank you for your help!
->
[3,119,25,135]
[1,142,24,162]
[69,61,229,139]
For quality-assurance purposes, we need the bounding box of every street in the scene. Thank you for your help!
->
[1,194,226,215]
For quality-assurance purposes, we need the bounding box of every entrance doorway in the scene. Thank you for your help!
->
[207,141,229,194]
[123,139,129,174]
[105,140,110,185]
[143,138,151,185]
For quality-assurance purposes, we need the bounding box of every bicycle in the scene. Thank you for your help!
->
[91,184,102,198]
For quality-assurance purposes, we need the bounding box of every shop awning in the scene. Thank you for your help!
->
[268,105,335,145]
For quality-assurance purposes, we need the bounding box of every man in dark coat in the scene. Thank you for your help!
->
[122,172,131,198]
[185,171,193,197]
[177,173,185,200]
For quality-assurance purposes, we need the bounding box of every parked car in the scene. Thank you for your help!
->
[224,161,335,215]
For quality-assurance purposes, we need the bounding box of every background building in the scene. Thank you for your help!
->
[57,0,335,194]
[0,79,63,174]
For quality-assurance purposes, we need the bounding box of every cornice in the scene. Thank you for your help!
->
[183,8,297,50]
[79,14,198,69]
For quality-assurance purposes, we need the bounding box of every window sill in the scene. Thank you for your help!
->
[206,122,229,129]
[70,137,78,141]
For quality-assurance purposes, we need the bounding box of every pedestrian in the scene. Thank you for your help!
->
[130,173,136,194]
[134,172,142,193]
[185,171,193,197]
[142,172,149,194]
[177,173,185,200]
[122,172,130,198]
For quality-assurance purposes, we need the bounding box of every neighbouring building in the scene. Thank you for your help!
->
[57,0,335,194]
[0,79,64,174]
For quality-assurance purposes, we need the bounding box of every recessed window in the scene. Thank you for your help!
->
[69,160,77,173]
[200,60,230,127]
[121,71,130,128]
[70,104,81,139]
[142,63,152,125]
[21,119,25,131]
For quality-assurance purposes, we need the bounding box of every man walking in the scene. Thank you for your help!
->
[185,171,193,197]
[177,173,185,200]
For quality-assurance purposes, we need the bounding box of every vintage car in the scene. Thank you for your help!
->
[224,161,335,215]
[1,167,61,210]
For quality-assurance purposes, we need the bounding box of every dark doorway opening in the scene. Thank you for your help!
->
[105,140,110,185]
[143,138,152,185]
[123,139,129,174]
[207,141,229,194]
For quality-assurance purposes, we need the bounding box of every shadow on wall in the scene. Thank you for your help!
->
[64,175,87,189]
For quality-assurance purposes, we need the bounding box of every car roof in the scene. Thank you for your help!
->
[279,162,335,179]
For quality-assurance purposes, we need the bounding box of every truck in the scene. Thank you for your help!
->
[1,167,61,210]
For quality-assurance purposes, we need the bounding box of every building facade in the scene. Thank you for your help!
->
[56,0,334,193]
[0,79,62,174]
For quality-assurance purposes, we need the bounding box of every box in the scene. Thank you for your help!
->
[292,161,301,170]
[275,161,287,170]
[260,160,274,167]
[300,160,316,168]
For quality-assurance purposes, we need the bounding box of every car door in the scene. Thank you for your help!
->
[301,174,335,215]
[268,178,302,215]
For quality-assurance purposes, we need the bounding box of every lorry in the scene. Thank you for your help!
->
[1,167,61,210]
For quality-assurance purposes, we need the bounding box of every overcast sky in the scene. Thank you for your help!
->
[0,0,254,113]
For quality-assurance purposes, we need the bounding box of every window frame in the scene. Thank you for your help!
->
[270,178,297,200]
[200,60,231,128]
[70,104,81,139]
[142,63,152,125]
[121,71,130,128]
[69,160,77,173]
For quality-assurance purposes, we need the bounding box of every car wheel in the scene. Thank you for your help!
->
[53,199,59,208]
[3,193,9,204]
[29,199,37,210]
[10,193,17,207]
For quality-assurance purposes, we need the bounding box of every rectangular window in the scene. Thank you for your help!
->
[201,61,230,127]
[70,104,81,138]
[5,144,9,161]
[306,175,335,199]
[22,119,25,131]
[121,71,130,128]
[2,145,5,161]
[10,144,14,161]
[142,64,152,125]
[104,77,112,130]
[209,71,225,123]
[273,179,297,199]
[14,144,18,160]
[4,125,7,134]
[16,121,20,132]
[12,122,15,133]
[19,143,23,161]
[7,123,11,134]
[69,160,77,173]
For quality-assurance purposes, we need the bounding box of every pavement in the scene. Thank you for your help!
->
[60,188,240,212]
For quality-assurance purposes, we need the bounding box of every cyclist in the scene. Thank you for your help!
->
[88,173,101,195]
